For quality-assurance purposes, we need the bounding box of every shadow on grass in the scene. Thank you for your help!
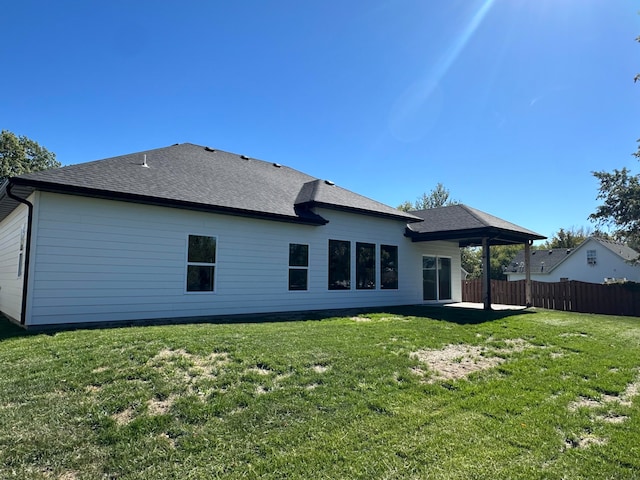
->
[0,304,535,339]
[384,305,537,325]
[0,315,32,342]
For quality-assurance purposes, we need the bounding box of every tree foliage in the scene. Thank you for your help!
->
[461,244,523,281]
[590,159,640,246]
[543,226,591,249]
[0,130,60,183]
[398,183,459,211]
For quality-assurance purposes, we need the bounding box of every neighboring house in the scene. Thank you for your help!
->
[0,143,543,328]
[504,237,640,284]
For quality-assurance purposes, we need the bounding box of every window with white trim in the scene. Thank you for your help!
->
[186,235,217,292]
[288,243,308,291]
[587,249,597,266]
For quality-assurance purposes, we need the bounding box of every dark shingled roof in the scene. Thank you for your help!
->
[405,204,545,246]
[594,237,640,262]
[506,248,574,274]
[0,143,421,225]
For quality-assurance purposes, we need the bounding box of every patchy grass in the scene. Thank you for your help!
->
[0,307,639,479]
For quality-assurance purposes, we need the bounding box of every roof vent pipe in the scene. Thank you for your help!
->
[142,154,149,168]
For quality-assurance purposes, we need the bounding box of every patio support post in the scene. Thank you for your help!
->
[525,240,532,307]
[482,237,492,310]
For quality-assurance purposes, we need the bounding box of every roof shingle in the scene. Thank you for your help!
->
[5,143,419,224]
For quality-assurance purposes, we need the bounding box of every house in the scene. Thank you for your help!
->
[504,237,640,284]
[0,143,544,328]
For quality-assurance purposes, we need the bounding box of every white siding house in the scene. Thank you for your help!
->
[505,237,640,284]
[0,143,540,328]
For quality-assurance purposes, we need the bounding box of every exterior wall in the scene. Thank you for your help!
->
[507,239,640,283]
[0,198,30,322]
[25,193,461,326]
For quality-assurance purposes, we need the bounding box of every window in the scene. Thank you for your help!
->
[380,245,398,289]
[328,239,350,290]
[186,235,216,292]
[356,242,376,289]
[289,243,308,291]
[587,249,597,265]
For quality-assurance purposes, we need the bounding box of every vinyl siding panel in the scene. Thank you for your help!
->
[27,193,461,326]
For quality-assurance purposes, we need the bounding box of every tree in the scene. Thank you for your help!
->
[543,226,592,249]
[590,152,640,247]
[0,130,60,183]
[397,182,459,211]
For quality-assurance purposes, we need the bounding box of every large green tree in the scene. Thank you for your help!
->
[0,130,60,183]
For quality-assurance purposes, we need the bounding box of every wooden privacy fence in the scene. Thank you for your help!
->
[462,279,640,317]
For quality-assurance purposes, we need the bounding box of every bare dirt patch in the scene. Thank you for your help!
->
[596,413,629,424]
[147,395,177,416]
[410,339,536,382]
[565,435,608,450]
[568,373,640,413]
[112,407,135,426]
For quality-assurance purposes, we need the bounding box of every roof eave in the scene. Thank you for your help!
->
[10,179,329,226]
[405,226,546,246]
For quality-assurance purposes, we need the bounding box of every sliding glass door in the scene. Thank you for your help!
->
[422,255,452,301]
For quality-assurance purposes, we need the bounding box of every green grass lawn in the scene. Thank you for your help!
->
[0,307,639,479]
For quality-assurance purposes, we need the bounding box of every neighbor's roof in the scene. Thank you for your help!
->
[505,248,574,274]
[593,237,640,262]
[405,204,545,246]
[505,237,640,274]
[0,143,421,225]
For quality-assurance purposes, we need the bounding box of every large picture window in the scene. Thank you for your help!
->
[289,243,309,291]
[380,245,398,289]
[328,239,350,290]
[187,235,217,292]
[356,242,375,289]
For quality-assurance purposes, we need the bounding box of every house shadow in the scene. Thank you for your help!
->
[0,303,535,336]
[0,315,32,341]
[382,304,536,325]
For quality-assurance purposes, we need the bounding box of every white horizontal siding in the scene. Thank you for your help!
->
[0,201,29,322]
[27,193,461,326]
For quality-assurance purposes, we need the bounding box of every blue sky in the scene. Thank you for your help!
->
[2,1,639,242]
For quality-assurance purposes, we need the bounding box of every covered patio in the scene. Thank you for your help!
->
[405,204,546,310]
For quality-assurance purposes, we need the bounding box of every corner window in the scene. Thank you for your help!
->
[186,235,216,292]
[328,239,350,290]
[380,245,398,289]
[587,249,597,265]
[289,243,308,291]
[356,242,376,289]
